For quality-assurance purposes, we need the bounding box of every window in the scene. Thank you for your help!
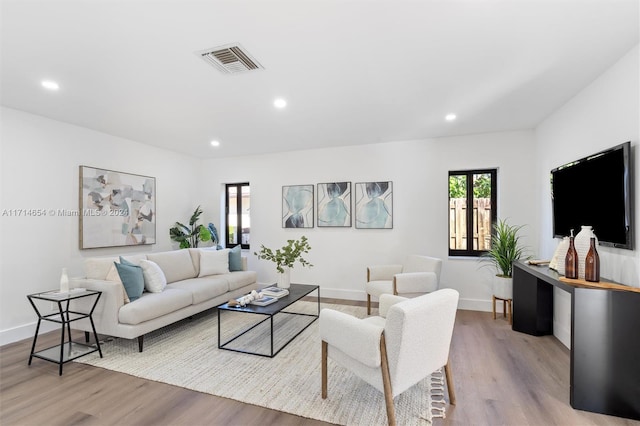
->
[448,169,497,256]
[225,183,250,249]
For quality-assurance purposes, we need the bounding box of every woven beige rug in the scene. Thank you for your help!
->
[75,301,443,425]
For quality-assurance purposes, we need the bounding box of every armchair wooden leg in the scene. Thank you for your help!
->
[367,294,371,315]
[322,341,328,399]
[444,359,456,405]
[492,295,497,320]
[380,334,396,426]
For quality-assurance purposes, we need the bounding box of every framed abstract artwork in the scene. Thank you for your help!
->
[355,181,393,229]
[282,185,314,228]
[317,182,351,227]
[79,166,156,249]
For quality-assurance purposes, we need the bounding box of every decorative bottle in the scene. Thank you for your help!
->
[574,226,597,280]
[585,237,600,282]
[60,268,70,293]
[564,230,578,279]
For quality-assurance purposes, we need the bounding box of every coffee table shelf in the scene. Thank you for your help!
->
[217,283,320,357]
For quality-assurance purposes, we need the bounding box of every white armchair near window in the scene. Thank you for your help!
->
[366,255,442,315]
[320,289,459,426]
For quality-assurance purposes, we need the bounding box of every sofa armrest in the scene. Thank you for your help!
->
[367,264,403,281]
[242,256,248,271]
[394,271,438,294]
[70,278,124,336]
[319,308,384,368]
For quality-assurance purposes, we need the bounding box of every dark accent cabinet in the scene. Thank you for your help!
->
[512,261,640,421]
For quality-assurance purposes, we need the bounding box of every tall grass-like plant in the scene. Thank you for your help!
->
[483,218,528,277]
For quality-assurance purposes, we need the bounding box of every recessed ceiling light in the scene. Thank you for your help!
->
[210,140,220,147]
[41,80,59,91]
[274,98,287,109]
[445,113,457,121]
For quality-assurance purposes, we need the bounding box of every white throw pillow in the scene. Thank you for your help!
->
[199,249,230,277]
[139,260,167,293]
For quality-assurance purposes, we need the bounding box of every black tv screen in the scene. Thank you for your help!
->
[551,141,633,249]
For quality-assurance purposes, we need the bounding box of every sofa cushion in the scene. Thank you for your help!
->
[85,254,147,280]
[229,245,243,271]
[168,277,229,305]
[140,260,167,293]
[199,249,230,277]
[106,264,130,304]
[147,250,197,284]
[86,257,118,280]
[118,288,192,325]
[223,271,259,291]
[114,262,145,302]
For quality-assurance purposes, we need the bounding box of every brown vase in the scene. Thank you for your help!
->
[565,232,578,279]
[585,237,600,282]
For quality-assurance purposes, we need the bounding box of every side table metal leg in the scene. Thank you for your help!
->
[28,319,42,365]
[59,321,65,376]
[89,316,102,357]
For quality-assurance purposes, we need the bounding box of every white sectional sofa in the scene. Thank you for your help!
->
[71,248,258,351]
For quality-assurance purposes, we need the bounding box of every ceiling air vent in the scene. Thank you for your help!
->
[196,43,264,74]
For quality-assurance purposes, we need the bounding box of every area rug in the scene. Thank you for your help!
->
[75,301,445,425]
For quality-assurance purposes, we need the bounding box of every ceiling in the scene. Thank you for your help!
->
[1,0,638,159]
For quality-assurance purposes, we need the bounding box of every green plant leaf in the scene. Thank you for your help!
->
[254,236,313,272]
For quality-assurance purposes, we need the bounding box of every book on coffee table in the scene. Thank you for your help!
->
[261,286,289,298]
[250,296,278,306]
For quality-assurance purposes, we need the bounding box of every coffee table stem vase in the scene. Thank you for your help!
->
[277,267,291,289]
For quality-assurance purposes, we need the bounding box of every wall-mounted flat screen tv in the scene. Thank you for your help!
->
[551,141,633,250]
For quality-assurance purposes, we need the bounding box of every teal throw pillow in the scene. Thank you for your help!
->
[229,245,243,271]
[114,261,144,302]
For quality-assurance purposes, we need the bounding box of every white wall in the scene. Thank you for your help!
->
[535,45,640,347]
[201,129,538,311]
[3,46,634,349]
[0,107,202,345]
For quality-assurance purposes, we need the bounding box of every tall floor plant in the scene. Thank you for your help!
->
[483,218,528,277]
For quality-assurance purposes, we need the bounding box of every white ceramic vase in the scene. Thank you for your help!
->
[550,237,570,274]
[60,267,69,293]
[493,275,513,300]
[277,266,291,289]
[575,226,598,280]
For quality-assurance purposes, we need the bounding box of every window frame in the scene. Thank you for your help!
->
[448,169,497,257]
[225,182,250,250]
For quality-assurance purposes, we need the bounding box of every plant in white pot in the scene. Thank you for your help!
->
[254,236,313,288]
[482,218,529,300]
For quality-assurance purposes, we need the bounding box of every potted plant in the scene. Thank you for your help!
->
[169,206,221,249]
[254,236,313,288]
[482,218,528,299]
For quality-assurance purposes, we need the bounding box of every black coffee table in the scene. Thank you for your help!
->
[217,283,320,357]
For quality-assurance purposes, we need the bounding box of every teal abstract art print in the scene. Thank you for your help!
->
[282,185,314,228]
[317,182,351,227]
[355,181,393,229]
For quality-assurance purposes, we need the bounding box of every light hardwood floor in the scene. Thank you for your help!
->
[1,301,638,426]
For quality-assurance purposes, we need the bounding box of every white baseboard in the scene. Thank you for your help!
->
[318,287,498,313]
[0,321,58,347]
[553,321,572,349]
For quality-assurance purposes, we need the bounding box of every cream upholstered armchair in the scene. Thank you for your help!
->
[366,255,442,315]
[320,289,459,426]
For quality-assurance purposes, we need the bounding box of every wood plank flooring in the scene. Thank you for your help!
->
[2,301,638,426]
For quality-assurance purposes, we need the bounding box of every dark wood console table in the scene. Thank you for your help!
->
[512,261,640,420]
